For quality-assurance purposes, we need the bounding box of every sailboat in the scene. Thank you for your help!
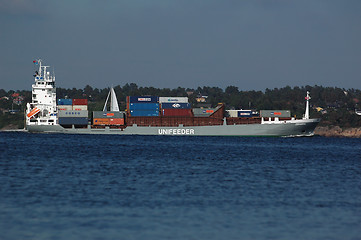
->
[103,87,120,112]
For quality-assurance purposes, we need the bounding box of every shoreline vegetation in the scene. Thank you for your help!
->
[1,84,361,137]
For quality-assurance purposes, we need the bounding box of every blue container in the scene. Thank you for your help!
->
[58,99,73,105]
[130,110,159,117]
[58,117,88,125]
[129,96,158,103]
[237,110,252,117]
[129,103,160,110]
[161,103,191,109]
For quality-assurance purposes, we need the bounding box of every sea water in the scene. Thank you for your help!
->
[0,132,360,240]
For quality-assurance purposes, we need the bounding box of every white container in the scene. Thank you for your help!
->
[58,110,88,118]
[159,97,188,103]
[57,105,73,111]
[72,105,88,111]
[260,110,291,118]
[226,110,238,117]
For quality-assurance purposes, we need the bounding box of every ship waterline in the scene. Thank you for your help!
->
[27,118,319,137]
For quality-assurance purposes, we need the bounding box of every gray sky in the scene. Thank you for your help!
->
[1,0,360,91]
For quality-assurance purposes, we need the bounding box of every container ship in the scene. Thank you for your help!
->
[26,60,320,136]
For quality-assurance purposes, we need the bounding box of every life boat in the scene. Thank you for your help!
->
[27,107,40,118]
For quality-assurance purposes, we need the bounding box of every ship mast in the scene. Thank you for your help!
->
[38,59,42,76]
[303,91,311,120]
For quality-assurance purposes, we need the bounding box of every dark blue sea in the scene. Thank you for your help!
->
[0,132,360,240]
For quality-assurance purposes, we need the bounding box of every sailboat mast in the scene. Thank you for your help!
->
[103,89,111,111]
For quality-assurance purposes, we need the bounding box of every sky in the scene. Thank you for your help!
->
[0,0,360,91]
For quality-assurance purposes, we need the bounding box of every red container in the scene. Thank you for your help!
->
[109,118,124,125]
[162,109,193,116]
[73,99,88,105]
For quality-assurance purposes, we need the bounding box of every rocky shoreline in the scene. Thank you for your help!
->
[0,124,21,131]
[314,126,361,138]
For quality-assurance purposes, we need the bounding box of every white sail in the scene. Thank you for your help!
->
[110,87,120,111]
[103,87,119,111]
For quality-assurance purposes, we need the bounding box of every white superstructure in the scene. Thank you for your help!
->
[26,59,58,127]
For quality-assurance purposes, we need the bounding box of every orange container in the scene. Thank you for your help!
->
[93,118,110,125]
[109,118,124,125]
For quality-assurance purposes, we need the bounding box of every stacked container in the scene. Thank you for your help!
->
[127,96,160,117]
[193,108,216,117]
[72,99,88,111]
[226,110,252,117]
[93,111,125,126]
[58,110,88,125]
[226,110,259,117]
[260,110,290,118]
[58,99,72,110]
[161,103,191,109]
[160,97,192,117]
[162,109,192,116]
[57,98,89,126]
[159,97,188,103]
